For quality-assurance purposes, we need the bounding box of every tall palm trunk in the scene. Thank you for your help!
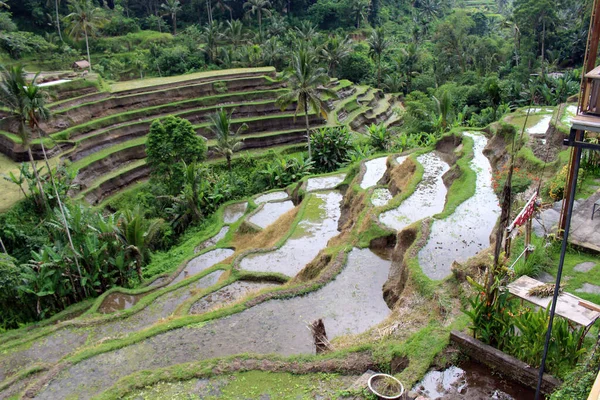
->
[26,147,45,206]
[377,55,382,87]
[55,0,63,42]
[541,19,546,76]
[84,27,92,71]
[304,96,311,159]
[258,11,262,40]
[0,236,7,254]
[37,128,88,298]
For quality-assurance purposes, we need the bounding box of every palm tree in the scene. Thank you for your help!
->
[368,27,390,88]
[224,19,247,47]
[349,0,370,28]
[161,0,181,35]
[65,0,106,71]
[201,21,223,64]
[276,50,336,159]
[321,35,352,76]
[243,0,272,39]
[207,109,246,173]
[0,66,45,203]
[54,0,64,41]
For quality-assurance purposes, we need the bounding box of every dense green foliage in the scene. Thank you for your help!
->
[310,126,352,172]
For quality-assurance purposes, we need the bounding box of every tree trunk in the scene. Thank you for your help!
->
[227,155,232,172]
[173,13,177,35]
[258,11,262,40]
[304,97,311,159]
[0,236,7,254]
[84,28,92,71]
[55,0,63,42]
[27,147,45,206]
[377,56,382,87]
[541,19,546,76]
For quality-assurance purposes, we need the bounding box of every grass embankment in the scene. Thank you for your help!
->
[110,67,276,93]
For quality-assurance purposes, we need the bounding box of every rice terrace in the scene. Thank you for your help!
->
[1,0,600,399]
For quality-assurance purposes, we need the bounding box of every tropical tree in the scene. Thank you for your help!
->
[201,21,223,64]
[54,0,64,41]
[207,108,246,173]
[321,35,352,76]
[161,0,181,35]
[117,206,162,279]
[243,0,272,39]
[65,0,106,71]
[433,90,452,131]
[349,0,370,28]
[368,27,390,88]
[276,50,336,159]
[224,19,247,47]
[0,66,45,203]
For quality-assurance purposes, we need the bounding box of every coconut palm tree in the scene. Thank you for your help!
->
[65,0,106,71]
[54,0,64,41]
[207,108,246,173]
[368,27,390,88]
[224,19,247,47]
[161,0,181,35]
[321,35,352,76]
[243,0,272,39]
[0,66,45,203]
[276,50,336,159]
[349,0,370,28]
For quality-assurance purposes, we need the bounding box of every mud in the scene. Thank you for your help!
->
[379,152,449,231]
[34,248,390,400]
[169,249,234,286]
[306,174,346,192]
[189,281,280,315]
[254,191,289,204]
[239,191,342,276]
[223,202,247,224]
[418,133,500,280]
[412,360,535,399]
[247,201,295,229]
[361,157,388,189]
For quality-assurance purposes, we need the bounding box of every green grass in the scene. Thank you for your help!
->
[76,159,147,199]
[68,137,146,173]
[110,67,276,93]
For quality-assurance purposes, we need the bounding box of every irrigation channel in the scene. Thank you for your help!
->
[0,131,509,399]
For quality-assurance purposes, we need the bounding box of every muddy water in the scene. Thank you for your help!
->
[372,188,393,207]
[169,248,234,286]
[247,201,295,228]
[194,226,229,253]
[189,281,280,315]
[379,153,450,231]
[563,105,577,125]
[223,202,247,224]
[98,292,145,314]
[527,114,552,135]
[239,191,342,276]
[306,173,346,192]
[413,360,535,399]
[88,271,224,341]
[35,248,391,400]
[418,133,500,280]
[254,191,288,204]
[361,157,388,189]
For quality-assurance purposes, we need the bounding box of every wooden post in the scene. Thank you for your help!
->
[524,218,532,261]
[559,130,583,234]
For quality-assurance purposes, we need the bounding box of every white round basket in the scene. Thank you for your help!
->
[367,373,405,399]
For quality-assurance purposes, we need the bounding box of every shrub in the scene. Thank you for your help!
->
[367,123,391,151]
[0,31,55,59]
[338,52,374,83]
[102,16,140,36]
[310,126,353,172]
[545,165,584,201]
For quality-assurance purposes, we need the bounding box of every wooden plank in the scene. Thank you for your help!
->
[450,331,561,395]
[580,301,600,313]
[507,276,600,327]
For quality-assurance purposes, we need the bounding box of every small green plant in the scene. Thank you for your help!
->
[367,123,391,151]
[310,126,353,172]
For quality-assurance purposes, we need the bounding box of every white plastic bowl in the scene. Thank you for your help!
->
[367,373,405,399]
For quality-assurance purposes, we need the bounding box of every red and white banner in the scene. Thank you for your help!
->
[507,192,538,234]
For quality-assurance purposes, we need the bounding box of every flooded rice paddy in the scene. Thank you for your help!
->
[418,133,500,280]
[98,292,145,314]
[34,248,391,400]
[223,202,247,224]
[379,152,449,231]
[194,226,229,253]
[189,281,280,315]
[371,188,393,207]
[88,271,224,341]
[413,360,535,399]
[526,114,552,135]
[247,200,295,228]
[240,191,342,276]
[360,157,388,189]
[169,248,234,286]
[305,173,346,192]
[254,191,289,204]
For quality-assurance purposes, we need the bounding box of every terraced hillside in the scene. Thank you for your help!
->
[0,130,502,399]
[0,67,401,206]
